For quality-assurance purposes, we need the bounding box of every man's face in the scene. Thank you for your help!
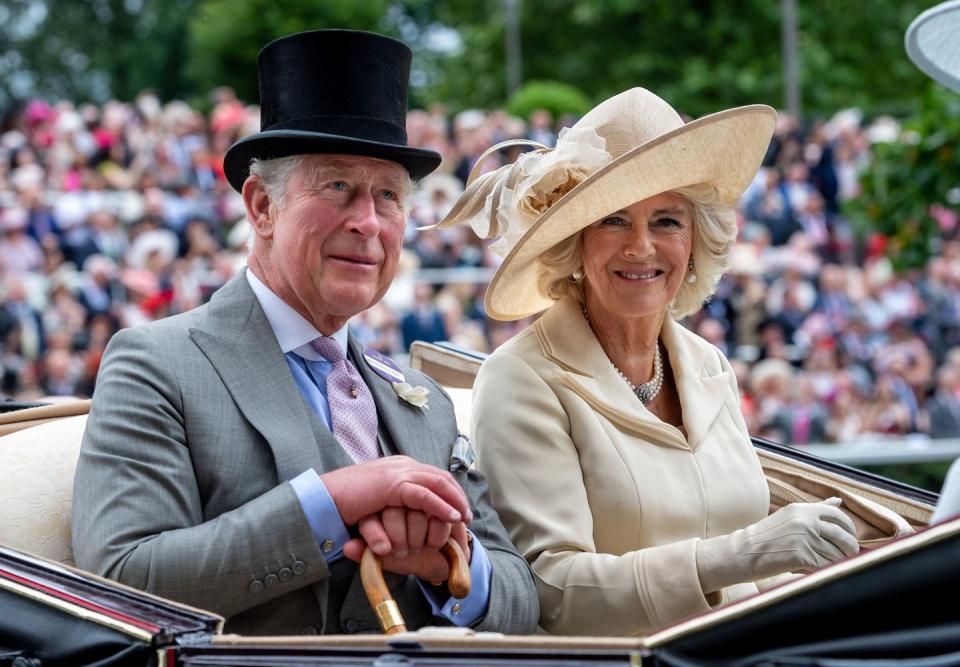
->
[258,154,409,326]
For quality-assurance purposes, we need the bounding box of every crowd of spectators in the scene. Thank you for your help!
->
[2,88,960,446]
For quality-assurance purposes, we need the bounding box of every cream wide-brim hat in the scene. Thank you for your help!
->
[432,87,776,321]
[906,0,960,94]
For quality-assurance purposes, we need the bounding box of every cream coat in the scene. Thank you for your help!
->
[473,296,771,636]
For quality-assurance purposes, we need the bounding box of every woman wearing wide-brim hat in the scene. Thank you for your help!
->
[435,88,860,635]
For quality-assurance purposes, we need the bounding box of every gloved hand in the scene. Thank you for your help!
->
[696,497,860,594]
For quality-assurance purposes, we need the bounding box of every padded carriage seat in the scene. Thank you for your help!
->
[408,342,483,438]
[0,400,91,565]
[445,387,474,437]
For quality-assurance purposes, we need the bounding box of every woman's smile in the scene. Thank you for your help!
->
[613,267,665,282]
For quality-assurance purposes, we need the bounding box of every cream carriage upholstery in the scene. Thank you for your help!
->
[408,342,477,436]
[0,401,91,565]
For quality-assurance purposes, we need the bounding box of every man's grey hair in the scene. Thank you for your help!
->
[248,155,306,209]
[248,154,415,211]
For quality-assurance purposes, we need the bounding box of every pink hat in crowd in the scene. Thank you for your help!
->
[120,268,159,296]
[24,100,54,125]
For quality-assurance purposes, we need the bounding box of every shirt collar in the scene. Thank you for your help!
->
[245,268,348,361]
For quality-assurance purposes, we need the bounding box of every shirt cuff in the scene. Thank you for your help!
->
[290,469,350,563]
[416,531,492,627]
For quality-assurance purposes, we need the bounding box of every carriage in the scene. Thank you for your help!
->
[0,341,958,666]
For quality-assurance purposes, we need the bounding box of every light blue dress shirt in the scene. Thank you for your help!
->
[246,270,491,625]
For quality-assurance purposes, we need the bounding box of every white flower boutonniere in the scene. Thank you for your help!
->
[393,381,430,410]
[362,346,430,411]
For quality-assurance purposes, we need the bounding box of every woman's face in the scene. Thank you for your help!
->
[581,191,694,322]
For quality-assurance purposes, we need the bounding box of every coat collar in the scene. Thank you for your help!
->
[534,296,732,449]
[188,273,450,477]
[187,274,334,482]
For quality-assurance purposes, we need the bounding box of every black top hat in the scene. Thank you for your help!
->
[223,29,442,192]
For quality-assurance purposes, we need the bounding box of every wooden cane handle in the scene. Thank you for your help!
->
[361,536,472,634]
[441,536,471,599]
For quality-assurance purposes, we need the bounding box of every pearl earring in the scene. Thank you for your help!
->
[572,269,584,281]
[686,258,697,284]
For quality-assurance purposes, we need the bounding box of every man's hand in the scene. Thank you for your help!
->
[343,508,471,582]
[321,455,472,527]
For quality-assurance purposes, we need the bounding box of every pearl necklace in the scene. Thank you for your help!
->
[581,304,664,405]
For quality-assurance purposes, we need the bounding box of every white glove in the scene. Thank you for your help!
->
[696,498,860,594]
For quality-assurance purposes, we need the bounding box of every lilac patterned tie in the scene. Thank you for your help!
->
[310,336,380,463]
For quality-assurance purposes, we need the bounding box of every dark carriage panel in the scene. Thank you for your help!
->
[176,645,638,666]
[0,589,154,667]
[643,518,960,666]
[0,546,222,666]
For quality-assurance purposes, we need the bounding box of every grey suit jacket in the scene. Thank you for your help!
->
[72,274,537,636]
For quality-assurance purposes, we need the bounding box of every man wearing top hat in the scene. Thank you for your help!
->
[72,29,538,636]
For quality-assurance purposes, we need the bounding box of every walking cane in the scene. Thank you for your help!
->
[361,537,471,634]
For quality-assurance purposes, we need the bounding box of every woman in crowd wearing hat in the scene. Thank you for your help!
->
[435,88,860,635]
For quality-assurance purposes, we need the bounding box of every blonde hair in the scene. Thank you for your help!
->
[535,184,737,318]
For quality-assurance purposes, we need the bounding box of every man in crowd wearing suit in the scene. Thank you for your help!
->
[72,29,538,636]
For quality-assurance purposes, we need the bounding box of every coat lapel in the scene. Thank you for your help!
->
[660,316,731,449]
[348,334,449,470]
[536,297,730,450]
[188,275,329,482]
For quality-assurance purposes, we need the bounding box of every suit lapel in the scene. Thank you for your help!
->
[348,334,448,470]
[188,275,330,482]
[536,297,730,450]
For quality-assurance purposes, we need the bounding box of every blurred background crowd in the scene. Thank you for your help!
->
[2,90,960,447]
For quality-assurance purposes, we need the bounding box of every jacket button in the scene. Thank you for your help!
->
[344,619,367,633]
[249,580,264,594]
[321,539,335,554]
[264,573,279,587]
[301,625,318,635]
[292,560,307,575]
[279,567,293,582]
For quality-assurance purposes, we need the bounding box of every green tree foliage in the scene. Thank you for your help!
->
[1,0,195,105]
[864,461,953,493]
[845,85,960,271]
[419,0,941,117]
[797,1,940,116]
[185,0,394,104]
[505,80,590,120]
[0,0,945,118]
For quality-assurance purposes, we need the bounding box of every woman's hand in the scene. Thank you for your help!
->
[696,498,860,594]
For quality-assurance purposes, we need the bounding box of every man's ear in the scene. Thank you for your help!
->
[242,176,275,239]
